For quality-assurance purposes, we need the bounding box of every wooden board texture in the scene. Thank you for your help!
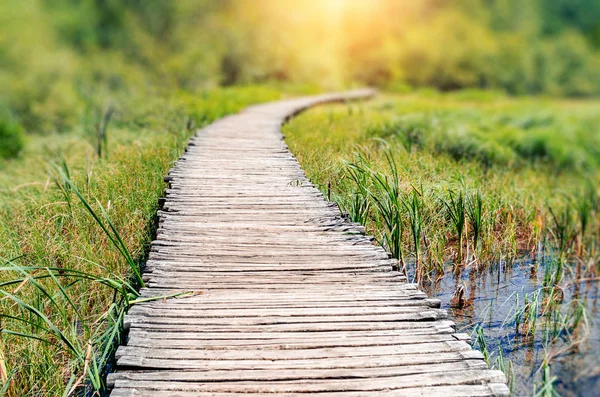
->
[109,90,509,396]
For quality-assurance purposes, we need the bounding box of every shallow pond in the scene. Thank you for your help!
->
[416,257,599,396]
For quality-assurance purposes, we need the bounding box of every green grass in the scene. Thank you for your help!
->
[284,92,600,275]
[0,85,304,396]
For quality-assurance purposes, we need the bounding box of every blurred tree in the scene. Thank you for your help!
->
[2,0,600,137]
[541,0,600,47]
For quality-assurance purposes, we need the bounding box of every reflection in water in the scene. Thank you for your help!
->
[416,258,600,397]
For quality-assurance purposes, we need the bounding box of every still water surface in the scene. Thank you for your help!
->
[415,258,599,396]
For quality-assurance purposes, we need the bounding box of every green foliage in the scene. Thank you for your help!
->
[2,0,600,140]
[472,324,490,365]
[348,147,407,271]
[0,120,24,159]
[465,191,484,252]
[533,363,560,397]
[284,93,600,277]
[366,97,600,173]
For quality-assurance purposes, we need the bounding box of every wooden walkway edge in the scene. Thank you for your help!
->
[108,90,509,396]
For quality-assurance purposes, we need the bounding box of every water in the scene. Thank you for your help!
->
[415,257,599,396]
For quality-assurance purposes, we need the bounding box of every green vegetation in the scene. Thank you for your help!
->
[0,121,24,159]
[2,1,600,150]
[285,93,600,272]
[2,0,600,395]
[283,92,599,394]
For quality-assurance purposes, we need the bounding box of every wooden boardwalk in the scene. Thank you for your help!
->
[108,91,509,396]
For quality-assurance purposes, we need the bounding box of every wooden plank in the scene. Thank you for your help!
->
[124,320,456,333]
[108,360,489,385]
[110,384,509,397]
[124,333,466,351]
[110,369,506,392]
[128,299,440,311]
[126,305,439,318]
[125,327,458,341]
[115,350,483,371]
[115,341,472,361]
[113,350,484,371]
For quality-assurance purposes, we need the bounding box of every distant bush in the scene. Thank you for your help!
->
[365,101,600,173]
[0,120,25,159]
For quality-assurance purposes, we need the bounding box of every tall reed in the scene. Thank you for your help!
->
[401,186,424,280]
[50,162,144,287]
[344,149,372,225]
[466,191,484,256]
[1,162,185,394]
[442,190,466,268]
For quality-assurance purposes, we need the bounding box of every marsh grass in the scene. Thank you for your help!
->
[493,346,514,393]
[465,191,484,257]
[473,324,490,364]
[343,150,371,225]
[474,283,589,396]
[86,106,114,160]
[347,147,408,273]
[533,363,560,397]
[284,94,600,282]
[402,186,424,274]
[50,162,144,287]
[442,190,466,269]
[1,166,189,395]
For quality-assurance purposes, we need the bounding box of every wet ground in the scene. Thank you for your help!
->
[417,257,599,396]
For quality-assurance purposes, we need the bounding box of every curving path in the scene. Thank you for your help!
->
[108,90,509,396]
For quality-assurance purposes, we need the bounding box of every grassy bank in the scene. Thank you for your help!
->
[285,92,600,272]
[0,86,302,396]
[283,91,600,395]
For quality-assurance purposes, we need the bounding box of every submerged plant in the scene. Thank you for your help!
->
[511,289,542,338]
[493,345,514,393]
[473,324,490,365]
[533,362,560,397]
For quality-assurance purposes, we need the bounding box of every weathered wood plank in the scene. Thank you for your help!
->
[116,341,472,361]
[110,384,509,397]
[114,349,482,371]
[108,360,489,386]
[124,320,456,333]
[125,327,458,342]
[110,369,506,392]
